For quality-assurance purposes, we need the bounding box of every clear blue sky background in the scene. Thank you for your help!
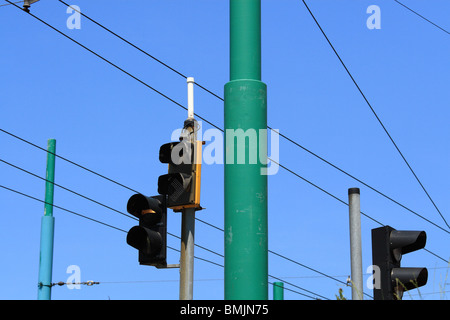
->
[1,0,449,300]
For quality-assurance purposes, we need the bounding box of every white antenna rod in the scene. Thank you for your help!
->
[187,77,194,119]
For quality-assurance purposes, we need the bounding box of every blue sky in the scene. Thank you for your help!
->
[1,0,449,300]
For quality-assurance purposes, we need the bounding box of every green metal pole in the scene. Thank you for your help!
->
[37,139,56,300]
[224,0,268,299]
[273,282,284,300]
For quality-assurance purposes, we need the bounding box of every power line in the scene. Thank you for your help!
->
[393,0,450,35]
[57,0,224,102]
[4,1,447,300]
[29,0,449,237]
[0,156,364,288]
[11,0,447,240]
[271,157,450,236]
[53,0,450,235]
[1,183,321,299]
[0,158,138,222]
[4,125,448,266]
[300,0,449,230]
[0,184,128,233]
[4,0,448,274]
[0,183,225,269]
[270,158,449,264]
[0,0,23,7]
[0,157,340,299]
[4,1,221,132]
[0,157,228,261]
[0,128,141,195]
[7,115,444,238]
[268,277,329,300]
[267,127,450,234]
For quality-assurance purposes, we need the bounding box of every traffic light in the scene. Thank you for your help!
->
[371,225,428,300]
[157,140,202,211]
[126,194,167,268]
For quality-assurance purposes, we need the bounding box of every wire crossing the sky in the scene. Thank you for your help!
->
[0,155,351,297]
[393,0,450,35]
[3,1,449,298]
[47,0,450,234]
[0,183,325,299]
[300,0,449,230]
[1,3,449,259]
[1,8,449,255]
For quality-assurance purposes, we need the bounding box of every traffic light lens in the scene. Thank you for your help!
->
[158,173,192,198]
[127,226,162,256]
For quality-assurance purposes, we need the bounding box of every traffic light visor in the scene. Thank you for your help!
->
[157,173,192,197]
[159,141,193,164]
[392,267,428,291]
[390,230,426,255]
[127,194,163,221]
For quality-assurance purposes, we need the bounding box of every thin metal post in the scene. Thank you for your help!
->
[37,139,56,300]
[348,187,363,300]
[273,282,284,300]
[179,208,195,300]
[179,77,196,300]
[187,77,195,119]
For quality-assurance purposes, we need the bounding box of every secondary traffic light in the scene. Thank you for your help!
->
[371,225,428,300]
[157,140,202,211]
[126,194,167,268]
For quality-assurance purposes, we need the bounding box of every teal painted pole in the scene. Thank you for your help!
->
[224,0,268,299]
[37,139,56,300]
[273,282,284,300]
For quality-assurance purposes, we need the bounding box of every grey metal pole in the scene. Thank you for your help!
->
[348,188,363,300]
[179,207,195,300]
[179,77,196,300]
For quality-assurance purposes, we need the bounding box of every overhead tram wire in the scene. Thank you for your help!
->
[300,0,450,230]
[0,128,142,195]
[0,157,355,298]
[52,0,450,235]
[393,0,450,36]
[4,125,449,239]
[269,158,449,264]
[3,127,448,266]
[0,158,226,260]
[0,0,22,7]
[0,184,128,233]
[4,5,450,260]
[4,1,221,132]
[0,184,224,270]
[0,158,138,221]
[0,185,320,300]
[57,0,224,102]
[5,1,448,266]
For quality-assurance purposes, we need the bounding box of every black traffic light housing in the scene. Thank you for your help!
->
[126,194,167,268]
[371,225,428,300]
[158,140,202,211]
